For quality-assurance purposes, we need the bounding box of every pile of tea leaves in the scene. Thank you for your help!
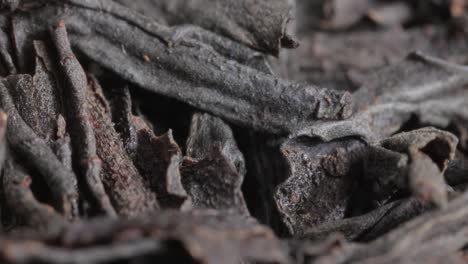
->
[0,0,467,263]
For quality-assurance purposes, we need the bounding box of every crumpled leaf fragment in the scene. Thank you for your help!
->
[181,147,249,215]
[365,127,458,207]
[275,137,367,236]
[86,75,159,216]
[186,112,246,176]
[182,112,248,214]
[131,116,189,209]
[105,84,189,209]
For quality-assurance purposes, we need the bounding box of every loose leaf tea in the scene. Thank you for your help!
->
[0,0,468,263]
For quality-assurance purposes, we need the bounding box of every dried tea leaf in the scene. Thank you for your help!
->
[182,112,248,214]
[86,75,158,217]
[365,128,458,207]
[294,53,468,142]
[358,198,432,242]
[335,190,468,263]
[11,0,352,134]
[275,137,367,236]
[181,147,249,214]
[0,20,16,76]
[51,22,115,217]
[107,85,137,155]
[113,0,167,24]
[131,118,188,209]
[445,151,468,186]
[278,27,468,91]
[303,197,430,242]
[286,234,359,264]
[303,202,397,242]
[0,76,78,219]
[0,239,167,264]
[0,109,7,160]
[105,84,188,209]
[28,41,61,140]
[50,132,73,172]
[117,0,298,55]
[186,112,246,176]
[3,159,65,234]
[1,211,288,264]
